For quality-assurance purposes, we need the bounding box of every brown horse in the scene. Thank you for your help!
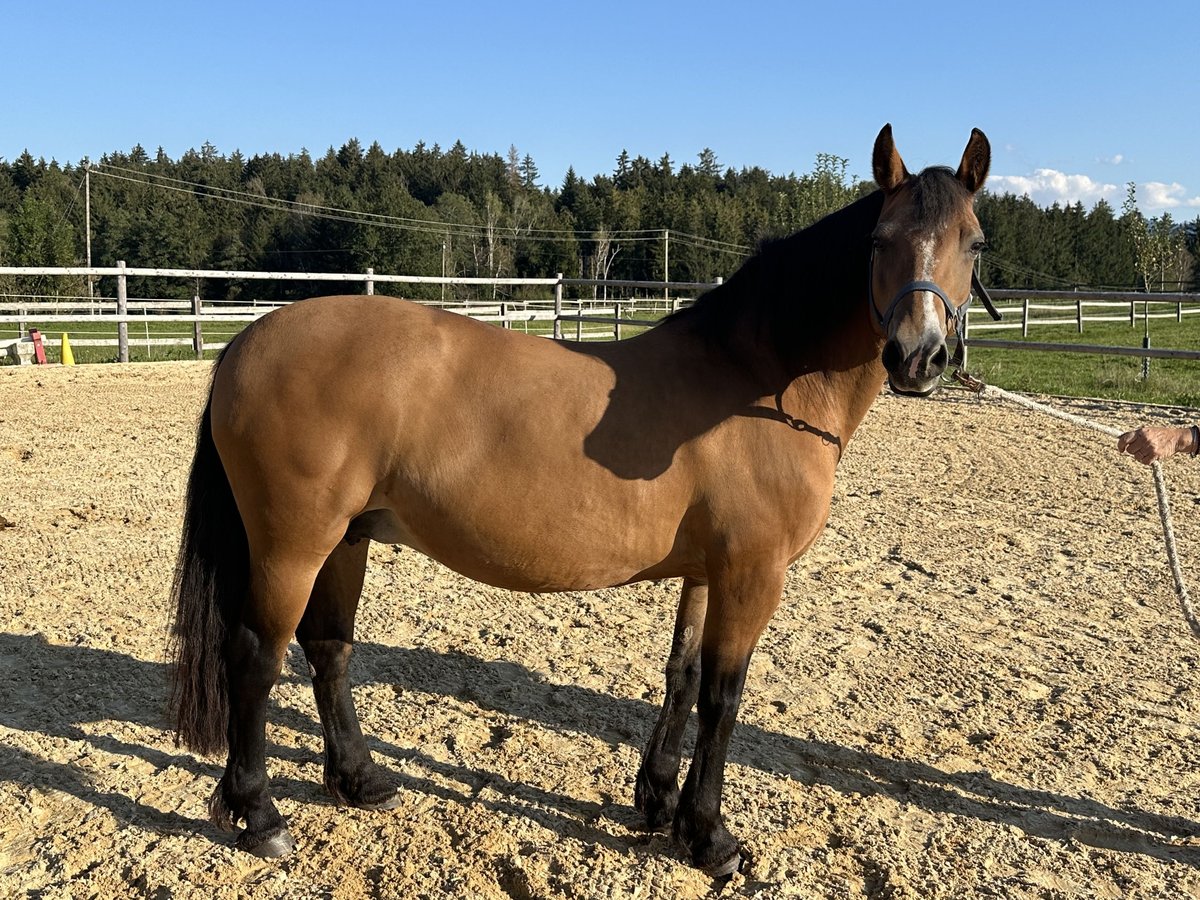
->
[170,124,991,878]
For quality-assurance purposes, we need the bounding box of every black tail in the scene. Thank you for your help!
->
[168,355,247,756]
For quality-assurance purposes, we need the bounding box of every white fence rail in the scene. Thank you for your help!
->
[966,289,1200,336]
[0,264,720,361]
[960,288,1200,364]
[3,266,1198,365]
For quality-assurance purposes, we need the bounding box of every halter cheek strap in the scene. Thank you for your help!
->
[971,269,1002,322]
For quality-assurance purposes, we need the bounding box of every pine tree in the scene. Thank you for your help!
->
[519,154,539,189]
[614,150,631,187]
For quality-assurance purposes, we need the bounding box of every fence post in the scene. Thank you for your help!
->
[614,300,621,341]
[365,267,374,296]
[117,260,129,363]
[553,273,563,340]
[1076,297,1083,333]
[1129,299,1135,327]
[1022,298,1029,337]
[192,294,203,359]
[1179,301,1183,324]
[500,302,509,329]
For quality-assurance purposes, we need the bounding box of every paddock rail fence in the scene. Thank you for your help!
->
[0,264,720,362]
[963,288,1200,363]
[2,265,1198,365]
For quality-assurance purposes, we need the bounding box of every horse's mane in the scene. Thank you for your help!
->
[669,166,970,362]
[667,189,884,357]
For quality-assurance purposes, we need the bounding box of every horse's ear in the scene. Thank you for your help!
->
[872,123,910,193]
[956,128,990,193]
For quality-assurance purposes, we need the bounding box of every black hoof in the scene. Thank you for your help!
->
[237,826,296,859]
[351,789,402,812]
[325,767,401,811]
[704,848,751,883]
[676,819,751,882]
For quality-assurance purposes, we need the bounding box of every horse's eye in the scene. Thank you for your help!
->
[969,240,987,257]
[872,237,887,253]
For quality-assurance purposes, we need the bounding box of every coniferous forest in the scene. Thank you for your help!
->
[1,139,1197,303]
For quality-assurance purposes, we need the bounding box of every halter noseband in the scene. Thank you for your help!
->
[868,251,1003,368]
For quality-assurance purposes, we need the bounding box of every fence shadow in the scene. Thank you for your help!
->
[1,631,1197,866]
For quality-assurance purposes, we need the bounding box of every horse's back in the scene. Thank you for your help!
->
[215,294,609,448]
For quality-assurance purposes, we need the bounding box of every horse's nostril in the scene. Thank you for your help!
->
[881,340,902,373]
[929,344,948,373]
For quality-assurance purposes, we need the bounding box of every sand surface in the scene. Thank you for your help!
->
[2,361,1200,899]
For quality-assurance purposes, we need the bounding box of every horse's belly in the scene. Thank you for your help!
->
[353,492,686,593]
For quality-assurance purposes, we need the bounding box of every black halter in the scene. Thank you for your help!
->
[868,251,1003,368]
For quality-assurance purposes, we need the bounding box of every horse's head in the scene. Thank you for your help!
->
[869,124,990,396]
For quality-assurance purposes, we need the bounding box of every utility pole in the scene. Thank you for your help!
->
[663,229,670,306]
[84,162,93,300]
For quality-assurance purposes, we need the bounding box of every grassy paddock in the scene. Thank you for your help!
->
[965,310,1200,407]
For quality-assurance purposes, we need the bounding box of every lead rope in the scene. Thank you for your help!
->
[953,371,1200,639]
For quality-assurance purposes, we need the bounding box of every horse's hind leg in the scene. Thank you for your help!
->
[635,578,707,831]
[212,548,326,858]
[296,538,399,811]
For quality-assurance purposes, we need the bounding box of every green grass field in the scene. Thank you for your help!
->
[5,304,1198,408]
[965,306,1200,408]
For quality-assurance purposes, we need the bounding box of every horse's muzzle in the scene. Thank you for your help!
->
[882,337,948,396]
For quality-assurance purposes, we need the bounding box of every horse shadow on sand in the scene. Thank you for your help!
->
[1,630,1198,868]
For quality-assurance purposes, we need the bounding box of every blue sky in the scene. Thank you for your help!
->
[6,1,1198,218]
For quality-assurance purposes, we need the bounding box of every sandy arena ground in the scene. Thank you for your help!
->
[2,361,1200,899]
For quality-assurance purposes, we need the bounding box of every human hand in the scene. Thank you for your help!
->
[1117,425,1197,465]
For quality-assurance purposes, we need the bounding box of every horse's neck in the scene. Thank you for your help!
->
[653,191,888,449]
[762,196,889,448]
[776,303,887,457]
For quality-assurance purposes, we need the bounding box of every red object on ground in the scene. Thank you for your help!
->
[29,329,48,364]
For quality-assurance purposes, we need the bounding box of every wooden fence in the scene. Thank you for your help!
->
[2,265,1198,365]
[0,265,720,361]
[962,288,1200,364]
[966,288,1200,336]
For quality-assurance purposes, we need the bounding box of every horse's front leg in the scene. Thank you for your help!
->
[635,578,707,829]
[673,561,784,879]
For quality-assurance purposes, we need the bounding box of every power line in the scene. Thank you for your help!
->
[89,163,753,255]
[92,164,663,239]
[52,172,87,235]
[983,253,1085,289]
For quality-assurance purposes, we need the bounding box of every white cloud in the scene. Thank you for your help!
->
[987,169,1118,208]
[1099,154,1124,165]
[1140,181,1200,212]
[988,169,1200,218]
